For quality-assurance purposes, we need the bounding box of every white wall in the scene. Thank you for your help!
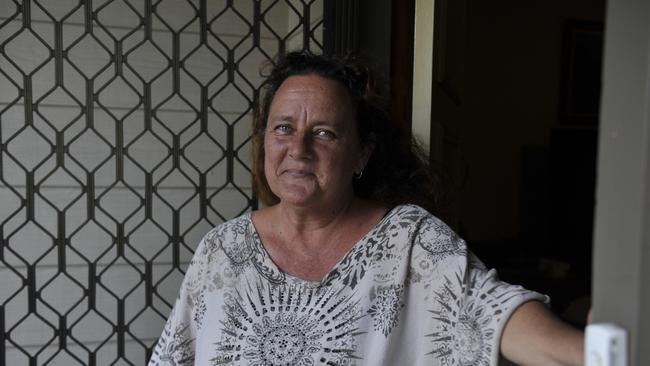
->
[0,1,323,365]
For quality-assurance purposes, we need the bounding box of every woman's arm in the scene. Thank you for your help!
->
[501,300,585,366]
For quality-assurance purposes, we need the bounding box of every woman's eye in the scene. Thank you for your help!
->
[314,129,336,138]
[273,124,292,134]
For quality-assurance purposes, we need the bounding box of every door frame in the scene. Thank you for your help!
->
[591,0,650,364]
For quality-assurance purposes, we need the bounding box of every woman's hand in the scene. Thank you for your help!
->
[501,300,585,366]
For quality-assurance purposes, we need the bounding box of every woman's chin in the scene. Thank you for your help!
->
[278,194,319,207]
[275,188,325,208]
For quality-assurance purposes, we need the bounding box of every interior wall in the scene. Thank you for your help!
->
[460,0,605,242]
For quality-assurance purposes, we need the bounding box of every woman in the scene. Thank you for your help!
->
[149,51,584,365]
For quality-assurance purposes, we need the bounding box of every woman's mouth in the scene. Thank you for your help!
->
[283,169,314,177]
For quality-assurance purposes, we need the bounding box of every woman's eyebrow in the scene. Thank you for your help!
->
[312,120,341,129]
[269,115,293,122]
[268,114,344,128]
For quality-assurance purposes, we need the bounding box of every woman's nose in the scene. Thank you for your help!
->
[288,131,312,159]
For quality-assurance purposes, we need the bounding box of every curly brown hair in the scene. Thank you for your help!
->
[252,51,441,213]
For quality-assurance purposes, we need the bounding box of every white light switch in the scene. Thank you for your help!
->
[585,323,627,366]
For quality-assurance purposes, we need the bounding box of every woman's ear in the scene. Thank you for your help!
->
[358,137,375,169]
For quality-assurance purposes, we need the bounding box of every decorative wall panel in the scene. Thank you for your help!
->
[0,1,323,364]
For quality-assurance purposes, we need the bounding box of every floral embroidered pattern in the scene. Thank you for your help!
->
[323,206,416,289]
[192,290,207,328]
[150,319,194,366]
[368,285,405,337]
[416,216,466,263]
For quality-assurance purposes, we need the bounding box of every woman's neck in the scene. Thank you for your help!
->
[252,197,387,281]
[274,196,357,236]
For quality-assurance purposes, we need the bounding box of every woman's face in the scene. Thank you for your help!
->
[263,74,371,208]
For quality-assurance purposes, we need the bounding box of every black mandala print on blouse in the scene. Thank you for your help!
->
[212,283,364,365]
[214,215,286,284]
[323,205,422,289]
[426,273,495,366]
[426,264,531,366]
[214,216,254,275]
[150,320,195,366]
[192,290,207,327]
[416,216,467,264]
[368,285,405,337]
[182,256,207,330]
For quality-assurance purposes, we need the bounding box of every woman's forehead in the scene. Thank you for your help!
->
[269,75,354,115]
[275,75,348,97]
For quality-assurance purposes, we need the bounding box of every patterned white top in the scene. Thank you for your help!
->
[149,204,547,366]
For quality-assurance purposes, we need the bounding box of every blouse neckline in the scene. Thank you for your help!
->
[246,204,403,286]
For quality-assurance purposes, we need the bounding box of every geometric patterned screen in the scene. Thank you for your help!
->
[0,1,323,364]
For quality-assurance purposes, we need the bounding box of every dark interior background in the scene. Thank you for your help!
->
[352,0,606,326]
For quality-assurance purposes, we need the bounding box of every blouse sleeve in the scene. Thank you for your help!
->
[461,252,550,366]
[411,210,548,366]
[148,229,216,366]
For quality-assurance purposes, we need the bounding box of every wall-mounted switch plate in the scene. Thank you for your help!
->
[585,323,627,366]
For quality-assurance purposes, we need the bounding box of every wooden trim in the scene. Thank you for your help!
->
[323,0,359,56]
[390,0,415,136]
[410,0,435,153]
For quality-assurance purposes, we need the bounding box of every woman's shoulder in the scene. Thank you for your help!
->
[385,203,466,255]
[383,203,445,226]
[373,203,459,244]
[199,212,252,248]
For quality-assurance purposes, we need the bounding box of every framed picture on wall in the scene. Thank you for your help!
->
[558,19,604,126]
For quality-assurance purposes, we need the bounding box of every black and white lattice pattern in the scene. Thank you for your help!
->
[0,1,324,364]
